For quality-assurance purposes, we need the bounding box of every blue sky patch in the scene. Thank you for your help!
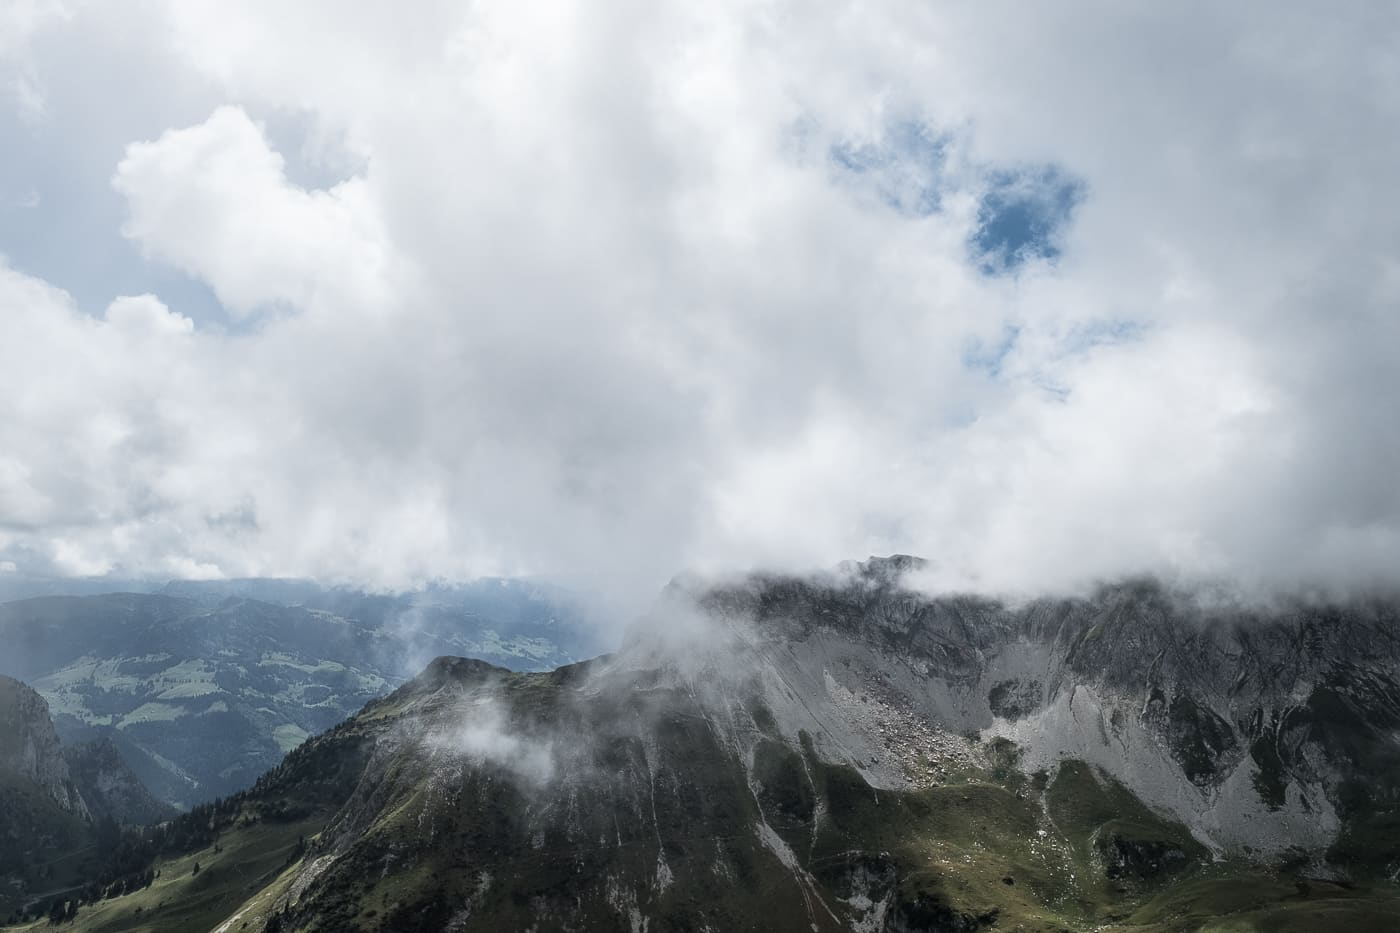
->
[823,118,1086,277]
[972,166,1084,275]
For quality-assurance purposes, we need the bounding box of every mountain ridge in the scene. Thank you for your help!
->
[688,564,1400,863]
[7,563,1400,931]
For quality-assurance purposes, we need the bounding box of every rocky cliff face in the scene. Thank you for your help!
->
[696,559,1400,866]
[0,675,96,916]
[0,675,88,820]
[62,737,178,827]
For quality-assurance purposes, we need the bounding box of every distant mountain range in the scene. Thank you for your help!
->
[6,558,1398,931]
[0,579,603,808]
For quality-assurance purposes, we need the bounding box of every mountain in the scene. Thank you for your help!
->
[62,739,178,828]
[8,560,1400,931]
[692,559,1400,867]
[0,581,601,808]
[0,676,168,922]
[0,676,88,820]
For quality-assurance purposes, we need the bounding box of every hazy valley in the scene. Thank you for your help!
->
[0,581,597,808]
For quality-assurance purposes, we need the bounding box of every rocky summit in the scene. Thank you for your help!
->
[7,560,1400,931]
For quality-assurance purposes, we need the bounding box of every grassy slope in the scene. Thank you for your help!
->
[1127,872,1400,932]
[802,753,1400,932]
[6,816,316,933]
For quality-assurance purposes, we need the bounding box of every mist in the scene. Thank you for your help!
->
[428,693,557,786]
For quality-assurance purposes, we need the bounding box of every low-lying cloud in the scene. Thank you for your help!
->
[430,695,556,786]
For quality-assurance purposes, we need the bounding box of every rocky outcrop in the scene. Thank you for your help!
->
[63,737,178,827]
[1095,828,1194,881]
[688,562,1400,867]
[0,675,88,819]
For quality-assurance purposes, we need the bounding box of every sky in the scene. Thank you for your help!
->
[1,1,1398,611]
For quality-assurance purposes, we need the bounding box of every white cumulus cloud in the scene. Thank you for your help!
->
[112,105,395,317]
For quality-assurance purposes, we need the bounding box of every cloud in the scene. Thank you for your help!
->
[104,293,193,336]
[0,1,1398,622]
[430,695,556,785]
[112,105,394,317]
[0,0,69,121]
